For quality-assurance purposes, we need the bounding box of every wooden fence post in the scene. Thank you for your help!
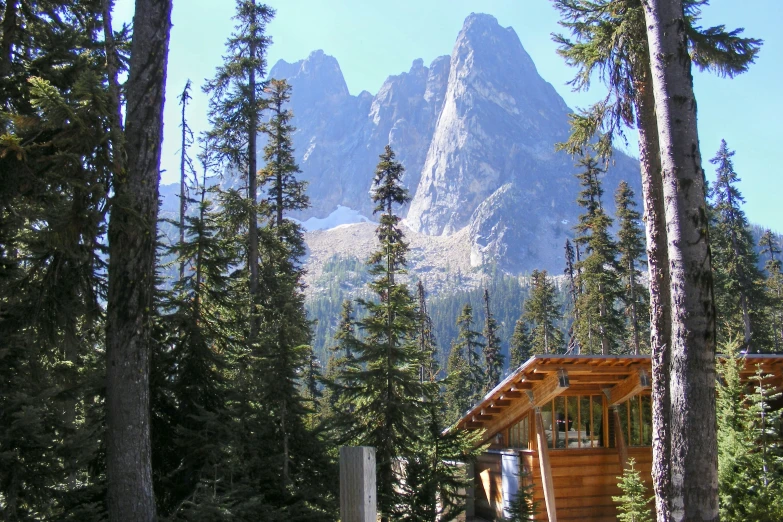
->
[340,446,376,522]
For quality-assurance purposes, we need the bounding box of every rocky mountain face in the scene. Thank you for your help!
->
[159,13,641,277]
[264,13,641,275]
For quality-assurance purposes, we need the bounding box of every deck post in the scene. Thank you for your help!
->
[612,406,629,471]
[534,407,557,522]
[339,446,376,522]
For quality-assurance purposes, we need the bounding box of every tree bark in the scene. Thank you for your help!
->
[641,1,718,520]
[105,0,172,520]
[0,0,18,80]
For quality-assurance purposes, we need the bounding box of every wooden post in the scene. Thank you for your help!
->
[340,446,376,522]
[612,406,629,472]
[534,408,557,522]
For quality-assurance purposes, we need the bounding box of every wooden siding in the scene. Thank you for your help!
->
[527,447,653,521]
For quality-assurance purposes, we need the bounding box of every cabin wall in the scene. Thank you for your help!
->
[528,447,653,521]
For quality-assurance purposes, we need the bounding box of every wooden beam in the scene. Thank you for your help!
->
[491,399,511,407]
[533,363,650,374]
[501,391,523,399]
[530,370,570,408]
[483,371,571,441]
[608,368,651,406]
[612,407,629,472]
[535,408,558,522]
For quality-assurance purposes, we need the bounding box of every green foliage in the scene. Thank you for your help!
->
[759,230,783,351]
[612,458,653,522]
[709,140,770,352]
[573,155,623,354]
[331,146,433,519]
[717,341,783,521]
[524,270,564,355]
[483,288,504,391]
[503,467,539,521]
[615,181,650,354]
[552,0,761,159]
[444,304,486,423]
[509,318,533,370]
[0,2,117,518]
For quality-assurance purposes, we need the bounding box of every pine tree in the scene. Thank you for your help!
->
[710,140,768,351]
[523,270,564,355]
[0,2,123,518]
[612,458,653,522]
[104,0,172,519]
[564,239,581,353]
[336,146,431,520]
[483,288,504,391]
[447,304,486,411]
[509,317,533,370]
[399,401,482,521]
[416,281,439,383]
[572,156,623,354]
[177,79,195,281]
[759,230,783,351]
[717,341,783,521]
[204,0,274,343]
[153,164,241,517]
[615,181,650,354]
[554,1,760,513]
[503,468,539,521]
[323,300,360,423]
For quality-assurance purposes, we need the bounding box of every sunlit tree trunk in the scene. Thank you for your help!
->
[642,0,718,519]
[105,0,172,520]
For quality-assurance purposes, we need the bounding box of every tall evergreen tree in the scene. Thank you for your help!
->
[177,79,195,282]
[416,280,439,383]
[554,1,759,514]
[564,238,581,353]
[524,270,564,355]
[759,230,783,351]
[204,0,274,343]
[336,146,431,520]
[153,165,241,518]
[717,342,783,520]
[322,300,360,424]
[483,288,504,391]
[709,140,768,351]
[573,156,623,354]
[104,0,172,519]
[255,75,326,497]
[615,181,650,354]
[446,304,486,413]
[509,316,533,369]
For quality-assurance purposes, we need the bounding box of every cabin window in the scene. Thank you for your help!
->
[616,394,653,447]
[544,394,605,449]
[508,414,530,449]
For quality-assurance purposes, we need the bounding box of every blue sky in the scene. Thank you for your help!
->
[115,0,782,230]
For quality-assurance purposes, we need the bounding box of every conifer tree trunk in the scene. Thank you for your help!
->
[641,0,718,519]
[248,17,259,342]
[0,0,18,78]
[105,0,172,520]
[634,66,675,520]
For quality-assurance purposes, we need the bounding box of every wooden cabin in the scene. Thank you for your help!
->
[454,354,783,522]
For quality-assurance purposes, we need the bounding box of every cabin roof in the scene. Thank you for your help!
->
[454,354,783,435]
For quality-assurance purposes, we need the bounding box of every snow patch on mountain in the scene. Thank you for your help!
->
[299,205,375,231]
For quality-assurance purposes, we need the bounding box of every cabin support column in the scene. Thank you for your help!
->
[612,406,629,471]
[534,407,557,522]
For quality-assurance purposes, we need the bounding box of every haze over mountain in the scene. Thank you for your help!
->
[162,13,641,277]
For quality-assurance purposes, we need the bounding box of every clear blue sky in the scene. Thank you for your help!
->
[115,0,782,230]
